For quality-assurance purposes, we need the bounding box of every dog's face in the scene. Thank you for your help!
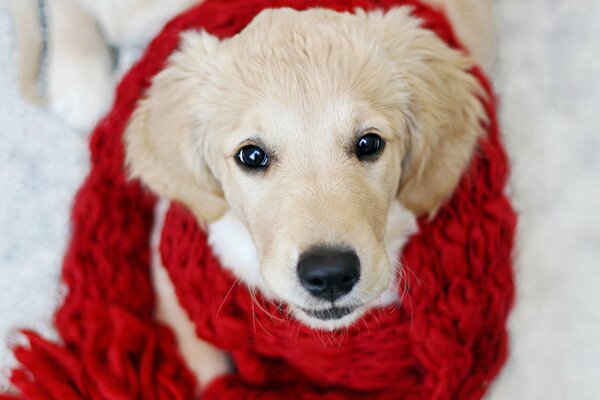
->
[216,96,404,328]
[126,8,484,329]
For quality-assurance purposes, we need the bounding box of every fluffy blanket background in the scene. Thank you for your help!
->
[0,0,598,398]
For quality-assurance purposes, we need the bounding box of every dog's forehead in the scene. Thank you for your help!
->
[247,96,373,156]
[262,97,355,135]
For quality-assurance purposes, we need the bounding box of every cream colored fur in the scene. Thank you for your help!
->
[125,4,489,388]
[45,0,115,131]
[422,0,496,73]
[150,199,230,392]
[8,0,201,130]
[7,0,43,104]
[77,0,199,46]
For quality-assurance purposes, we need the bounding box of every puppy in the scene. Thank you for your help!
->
[8,0,202,130]
[124,0,492,390]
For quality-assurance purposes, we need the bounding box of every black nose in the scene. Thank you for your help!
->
[297,247,360,301]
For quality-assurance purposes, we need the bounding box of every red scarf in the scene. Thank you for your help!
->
[3,1,516,399]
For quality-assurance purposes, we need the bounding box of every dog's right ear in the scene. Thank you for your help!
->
[125,31,227,224]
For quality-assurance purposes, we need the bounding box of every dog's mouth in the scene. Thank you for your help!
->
[300,305,358,320]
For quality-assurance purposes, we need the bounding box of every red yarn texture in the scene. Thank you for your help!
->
[2,0,516,399]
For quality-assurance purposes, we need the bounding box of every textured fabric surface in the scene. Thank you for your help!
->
[0,1,516,398]
[2,0,600,399]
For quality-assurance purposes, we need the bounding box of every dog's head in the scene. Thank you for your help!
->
[125,8,484,329]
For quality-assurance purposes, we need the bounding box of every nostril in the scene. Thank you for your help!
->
[297,246,361,301]
[308,278,326,288]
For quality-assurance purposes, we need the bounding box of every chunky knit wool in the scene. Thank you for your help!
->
[2,0,516,399]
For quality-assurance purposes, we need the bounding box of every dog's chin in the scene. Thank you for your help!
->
[290,304,366,331]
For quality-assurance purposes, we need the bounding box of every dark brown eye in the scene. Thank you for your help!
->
[236,145,269,169]
[356,134,384,159]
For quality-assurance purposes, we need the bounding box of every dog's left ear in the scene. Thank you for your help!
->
[369,8,486,216]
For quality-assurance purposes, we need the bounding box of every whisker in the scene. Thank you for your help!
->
[250,290,286,322]
[396,258,417,330]
[367,308,381,327]
[360,314,371,334]
[248,290,277,337]
[294,319,303,341]
[250,293,257,334]
[399,255,421,287]
[216,278,240,317]
[315,328,327,347]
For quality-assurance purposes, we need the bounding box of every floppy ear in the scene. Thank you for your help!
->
[371,8,486,216]
[124,31,227,224]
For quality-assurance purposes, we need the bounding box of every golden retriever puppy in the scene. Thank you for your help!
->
[124,2,492,387]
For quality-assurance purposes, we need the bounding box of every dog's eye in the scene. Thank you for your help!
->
[356,134,384,159]
[236,145,269,169]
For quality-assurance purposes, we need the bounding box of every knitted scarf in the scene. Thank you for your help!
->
[2,0,516,399]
